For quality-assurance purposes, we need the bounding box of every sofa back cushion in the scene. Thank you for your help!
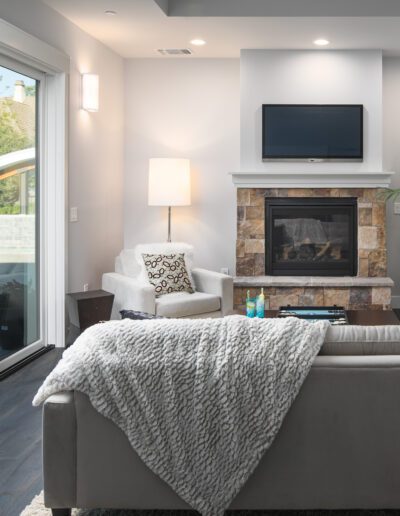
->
[116,249,141,278]
[321,325,400,355]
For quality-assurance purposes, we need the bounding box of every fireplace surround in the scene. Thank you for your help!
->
[235,187,393,310]
[265,197,358,276]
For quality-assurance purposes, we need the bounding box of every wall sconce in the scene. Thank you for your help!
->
[81,73,99,112]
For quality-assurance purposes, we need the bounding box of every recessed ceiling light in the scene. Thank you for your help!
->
[104,9,117,16]
[190,39,206,46]
[313,38,330,46]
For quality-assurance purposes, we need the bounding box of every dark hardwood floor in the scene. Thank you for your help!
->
[0,348,63,516]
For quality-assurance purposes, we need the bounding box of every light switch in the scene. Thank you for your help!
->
[70,206,78,222]
[394,203,400,215]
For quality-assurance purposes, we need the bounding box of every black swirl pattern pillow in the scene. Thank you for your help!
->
[142,253,195,297]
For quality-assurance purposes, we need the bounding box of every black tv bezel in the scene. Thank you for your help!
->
[262,104,364,161]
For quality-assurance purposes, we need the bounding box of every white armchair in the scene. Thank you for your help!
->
[102,244,233,319]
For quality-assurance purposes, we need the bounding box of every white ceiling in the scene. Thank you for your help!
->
[41,0,400,58]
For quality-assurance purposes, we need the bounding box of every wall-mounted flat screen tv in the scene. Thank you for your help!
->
[262,104,363,162]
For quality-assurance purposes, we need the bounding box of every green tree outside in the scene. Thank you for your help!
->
[0,98,35,214]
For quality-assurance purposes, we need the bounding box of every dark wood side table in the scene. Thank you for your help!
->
[263,309,400,325]
[66,290,114,346]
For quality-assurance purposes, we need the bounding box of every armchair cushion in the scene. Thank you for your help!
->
[156,291,220,318]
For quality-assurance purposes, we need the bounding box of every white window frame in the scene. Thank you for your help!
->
[0,18,69,350]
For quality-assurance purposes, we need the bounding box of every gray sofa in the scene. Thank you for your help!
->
[43,324,400,515]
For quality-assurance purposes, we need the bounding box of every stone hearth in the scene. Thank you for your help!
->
[235,187,393,311]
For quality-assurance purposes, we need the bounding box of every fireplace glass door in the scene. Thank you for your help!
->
[265,198,357,276]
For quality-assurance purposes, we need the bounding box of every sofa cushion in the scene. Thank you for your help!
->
[321,325,400,355]
[156,292,220,318]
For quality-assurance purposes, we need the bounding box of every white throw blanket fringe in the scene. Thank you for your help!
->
[34,315,328,516]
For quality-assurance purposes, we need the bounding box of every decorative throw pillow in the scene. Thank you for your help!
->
[134,243,195,287]
[120,310,165,320]
[142,253,195,297]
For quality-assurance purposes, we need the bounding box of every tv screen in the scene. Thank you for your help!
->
[262,104,363,161]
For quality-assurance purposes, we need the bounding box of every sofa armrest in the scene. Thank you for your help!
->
[43,392,76,509]
[102,272,156,318]
[191,268,233,316]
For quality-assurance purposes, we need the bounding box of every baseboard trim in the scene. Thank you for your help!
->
[392,296,400,309]
[0,345,55,381]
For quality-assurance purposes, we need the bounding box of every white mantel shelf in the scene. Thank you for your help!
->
[230,171,394,188]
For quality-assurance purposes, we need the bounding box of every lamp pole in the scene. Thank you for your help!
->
[167,206,172,242]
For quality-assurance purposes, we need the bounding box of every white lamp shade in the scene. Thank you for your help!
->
[148,158,191,206]
[81,73,99,112]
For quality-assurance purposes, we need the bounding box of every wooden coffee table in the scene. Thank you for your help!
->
[262,309,400,326]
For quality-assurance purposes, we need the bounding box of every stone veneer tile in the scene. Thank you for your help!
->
[371,287,392,306]
[377,227,386,248]
[237,206,245,222]
[236,256,254,276]
[236,239,245,258]
[358,226,378,250]
[244,239,264,254]
[350,287,372,308]
[237,189,250,206]
[359,189,382,202]
[254,253,265,275]
[372,204,386,226]
[299,288,324,306]
[358,201,373,209]
[246,206,264,220]
[358,258,369,277]
[274,287,304,297]
[287,188,312,197]
[358,249,370,259]
[339,188,364,198]
[249,190,265,208]
[368,250,387,277]
[358,207,372,226]
[269,293,300,310]
[238,220,264,239]
[324,288,350,307]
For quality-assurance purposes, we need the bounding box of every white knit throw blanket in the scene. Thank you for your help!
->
[33,315,328,516]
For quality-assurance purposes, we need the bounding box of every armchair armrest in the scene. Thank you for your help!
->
[191,268,233,316]
[102,272,156,319]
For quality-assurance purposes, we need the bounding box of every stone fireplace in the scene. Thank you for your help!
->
[234,187,393,311]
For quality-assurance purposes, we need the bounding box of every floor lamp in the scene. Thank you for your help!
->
[148,158,191,242]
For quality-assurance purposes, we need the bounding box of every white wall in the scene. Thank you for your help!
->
[0,0,124,292]
[383,57,400,299]
[124,59,240,274]
[240,50,383,173]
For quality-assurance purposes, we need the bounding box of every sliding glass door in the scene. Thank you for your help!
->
[0,58,44,371]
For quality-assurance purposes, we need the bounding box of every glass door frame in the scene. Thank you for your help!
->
[0,55,46,372]
[0,17,69,372]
